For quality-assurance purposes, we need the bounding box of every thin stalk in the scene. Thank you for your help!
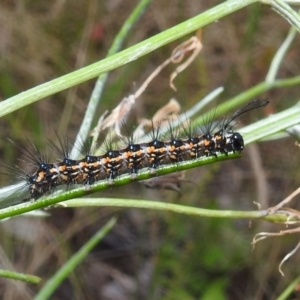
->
[197,75,300,123]
[71,0,152,159]
[61,198,295,223]
[266,0,300,31]
[265,25,297,82]
[34,218,116,300]
[241,101,300,144]
[0,152,241,218]
[276,275,300,300]
[0,269,41,284]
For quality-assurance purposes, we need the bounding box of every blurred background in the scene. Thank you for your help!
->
[0,1,300,299]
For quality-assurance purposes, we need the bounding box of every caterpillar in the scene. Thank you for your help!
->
[2,98,269,203]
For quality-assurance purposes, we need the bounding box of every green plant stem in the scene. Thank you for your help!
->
[265,0,300,31]
[241,101,300,144]
[0,152,241,217]
[266,25,297,82]
[71,0,152,159]
[62,198,293,223]
[276,274,300,300]
[198,75,300,122]
[65,198,264,218]
[0,0,257,118]
[0,269,41,284]
[34,217,116,300]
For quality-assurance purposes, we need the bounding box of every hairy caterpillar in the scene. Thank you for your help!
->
[1,99,269,204]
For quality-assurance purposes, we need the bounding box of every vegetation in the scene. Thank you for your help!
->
[1,0,300,299]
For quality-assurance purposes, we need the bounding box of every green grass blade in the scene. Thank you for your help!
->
[0,269,41,284]
[241,101,300,144]
[34,217,116,300]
